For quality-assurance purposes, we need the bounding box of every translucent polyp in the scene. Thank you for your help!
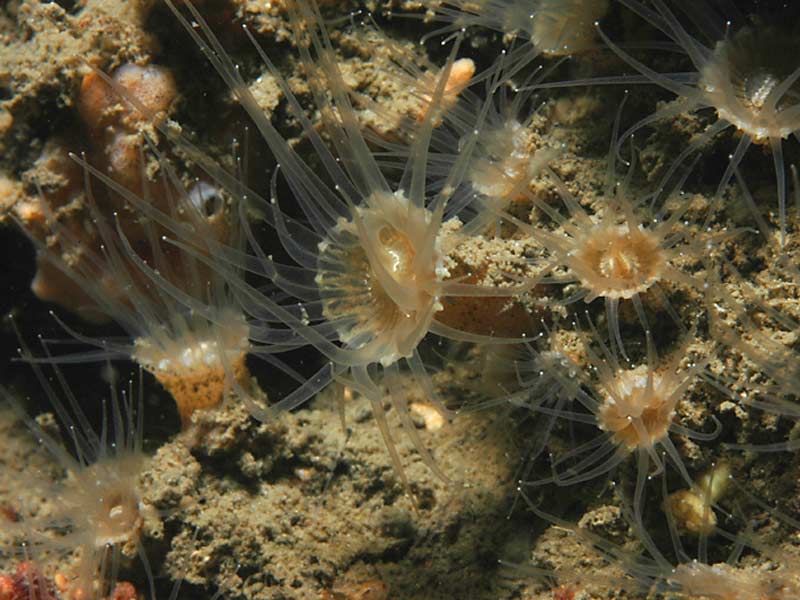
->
[502,136,703,355]
[468,119,541,201]
[131,309,251,424]
[316,191,449,367]
[420,0,609,56]
[2,354,157,600]
[16,148,251,428]
[567,222,667,301]
[514,318,718,529]
[602,0,800,243]
[597,364,675,451]
[157,0,536,483]
[700,25,800,141]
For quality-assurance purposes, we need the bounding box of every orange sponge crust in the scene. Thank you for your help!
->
[154,350,251,426]
[131,309,251,426]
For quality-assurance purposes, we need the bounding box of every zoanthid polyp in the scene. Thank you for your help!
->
[603,0,800,244]
[517,316,718,525]
[503,112,707,355]
[156,0,538,484]
[420,0,609,57]
[15,147,252,428]
[2,353,158,600]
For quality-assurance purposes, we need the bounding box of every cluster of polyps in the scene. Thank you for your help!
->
[4,0,800,598]
[153,0,543,484]
[191,0,800,594]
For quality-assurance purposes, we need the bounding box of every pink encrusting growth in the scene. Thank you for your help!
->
[13,63,178,322]
[0,562,59,600]
[78,64,178,193]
